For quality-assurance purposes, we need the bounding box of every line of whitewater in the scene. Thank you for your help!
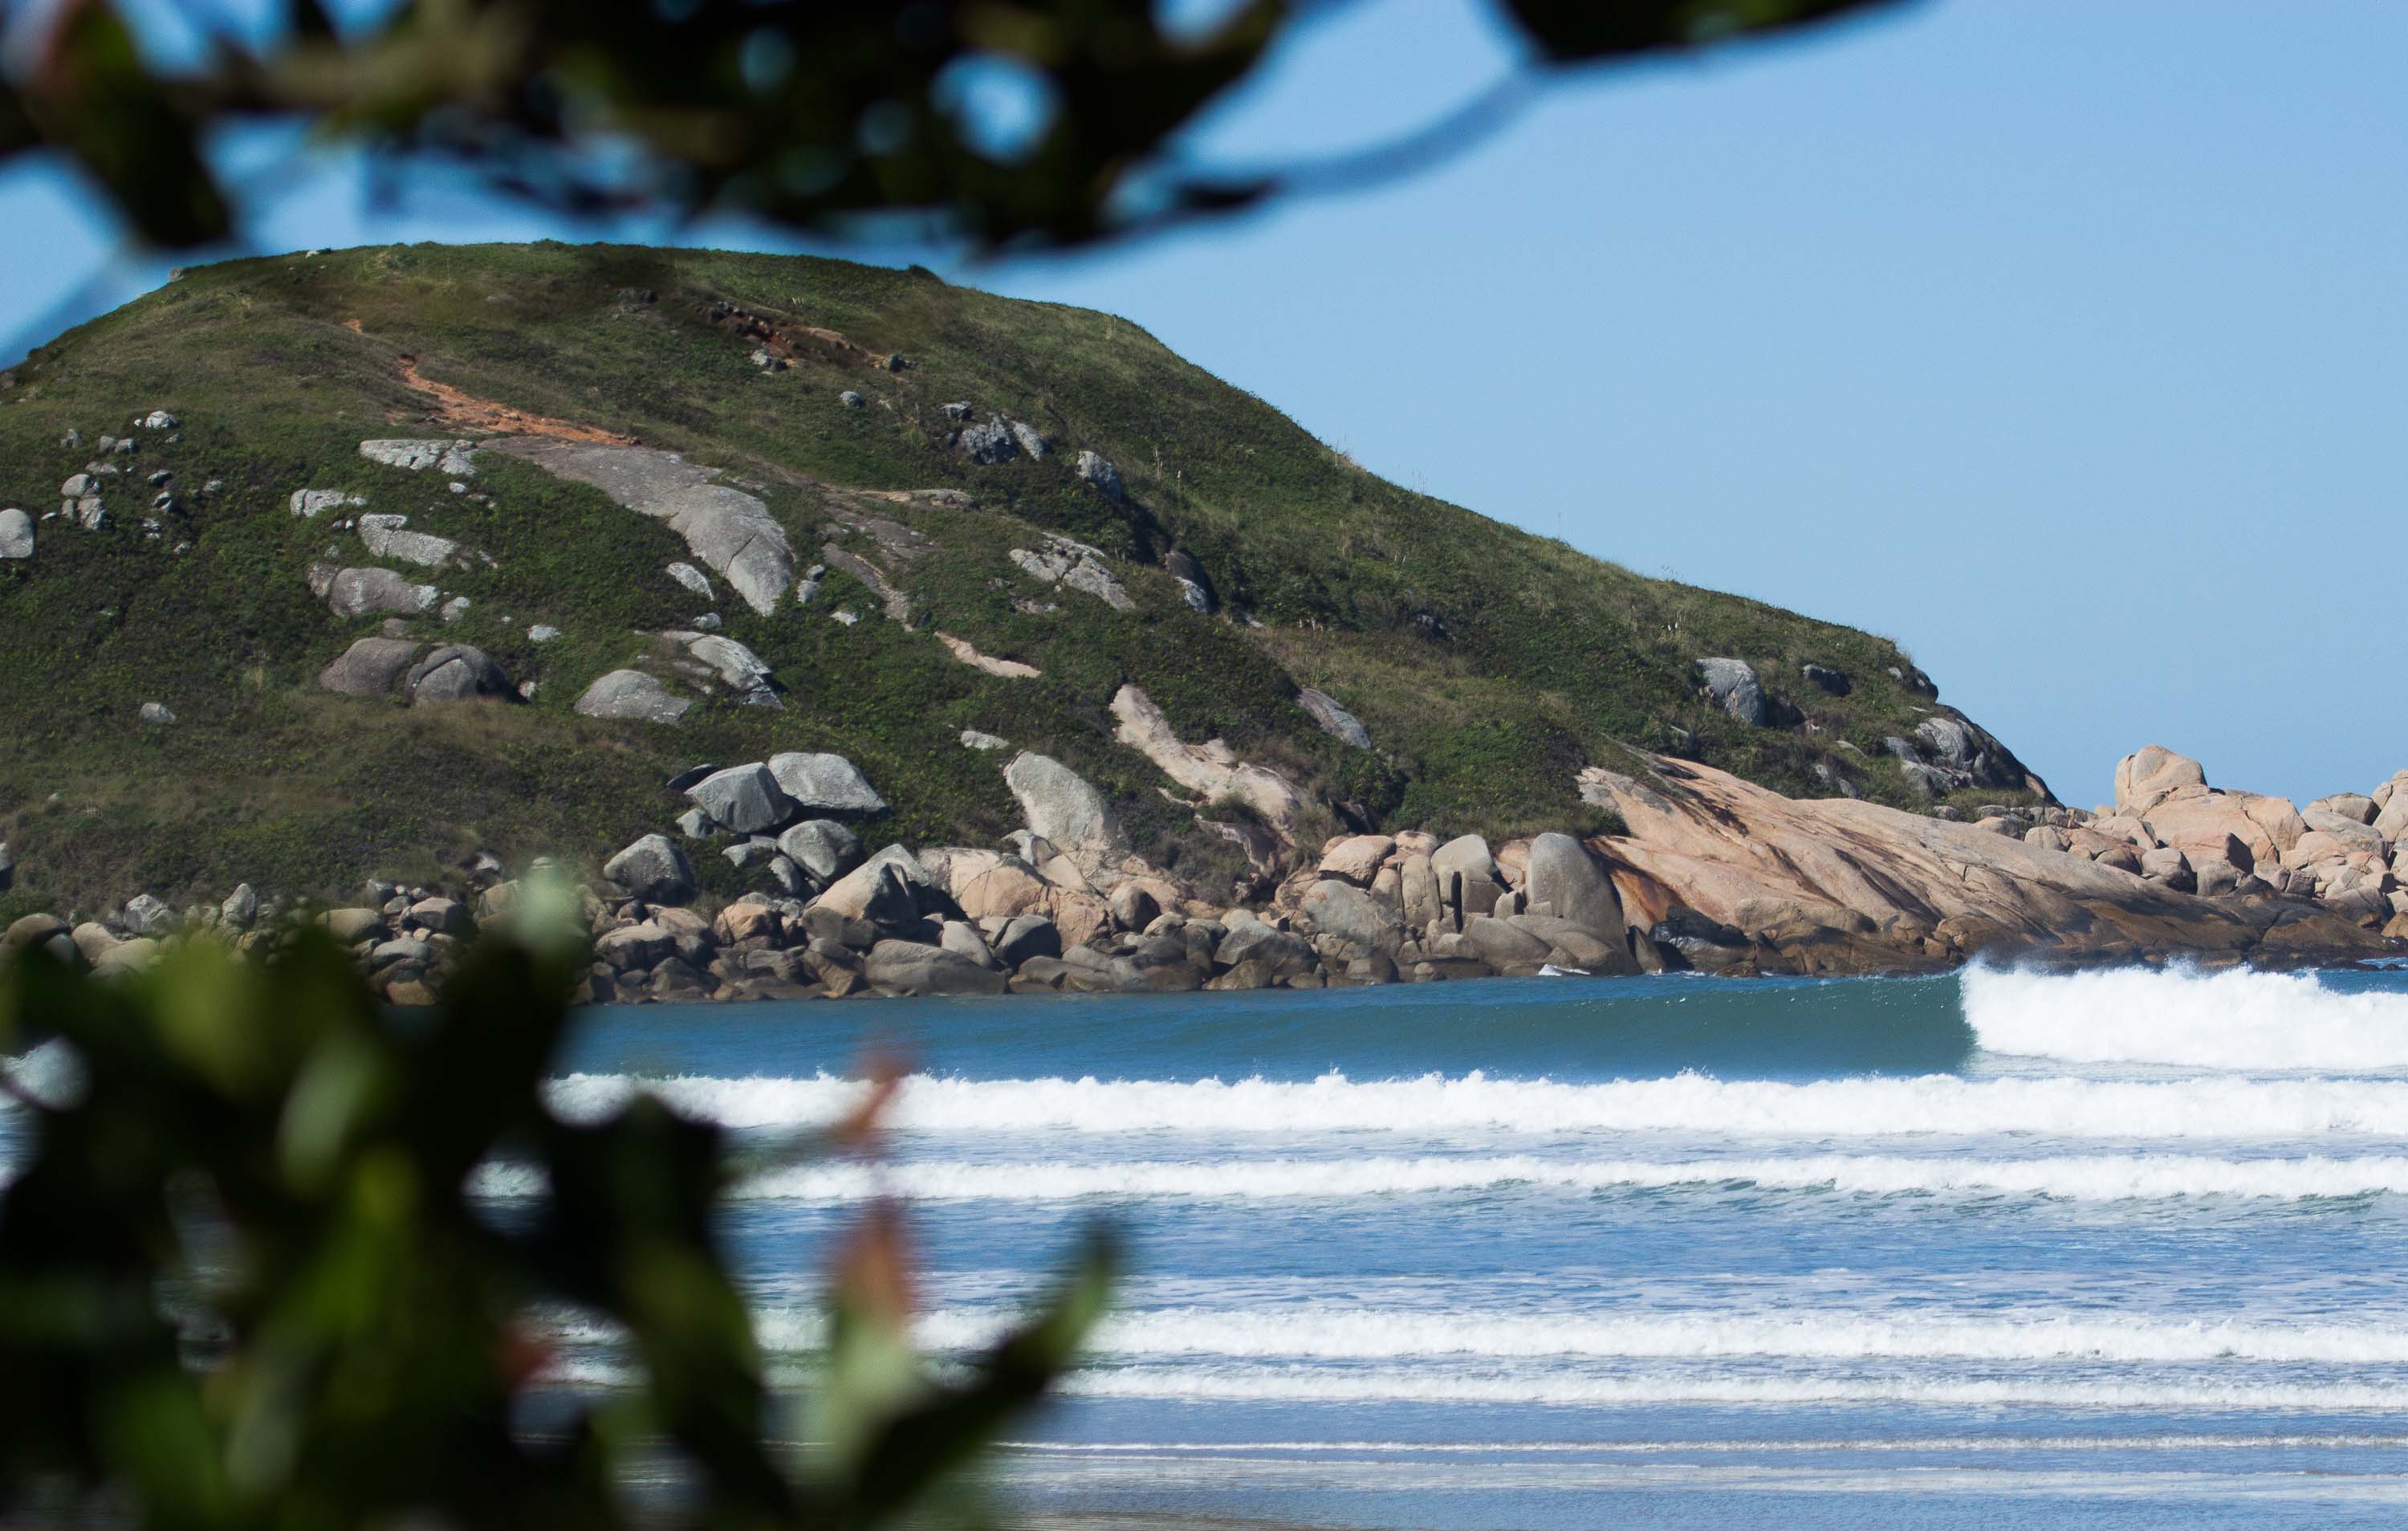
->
[473,1152,2408,1203]
[1059,1369,2408,1411]
[550,1305,2408,1366]
[541,1070,2408,1139]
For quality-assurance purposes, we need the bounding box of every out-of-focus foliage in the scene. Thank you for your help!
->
[0,0,1907,251]
[0,903,1112,1529]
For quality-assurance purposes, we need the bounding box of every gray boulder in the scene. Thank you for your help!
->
[576,670,693,726]
[938,919,1003,971]
[955,416,1019,464]
[0,507,31,560]
[1212,921,1315,979]
[604,834,698,905]
[121,894,178,938]
[1003,751,1120,852]
[766,752,885,815]
[688,763,795,835]
[1164,548,1214,613]
[1697,658,1765,727]
[0,843,11,894]
[1800,663,1851,696]
[1297,878,1405,956]
[778,819,863,882]
[138,702,177,726]
[405,645,510,705]
[1075,450,1126,503]
[319,637,423,697]
[1522,833,1625,936]
[220,883,258,930]
[667,561,714,600]
[993,914,1063,967]
[325,567,439,619]
[1298,687,1371,749]
[864,939,1008,996]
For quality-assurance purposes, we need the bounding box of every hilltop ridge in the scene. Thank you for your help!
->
[0,241,2044,918]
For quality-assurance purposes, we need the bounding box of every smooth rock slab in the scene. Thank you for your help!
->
[360,439,478,475]
[767,752,885,815]
[482,438,794,616]
[0,507,31,560]
[576,670,692,725]
[1298,687,1371,748]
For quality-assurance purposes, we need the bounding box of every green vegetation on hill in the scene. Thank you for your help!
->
[0,242,2040,913]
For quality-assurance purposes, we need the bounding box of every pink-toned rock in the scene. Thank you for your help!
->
[1048,887,1111,948]
[2144,796,2270,870]
[2091,815,2158,849]
[958,861,1049,920]
[714,901,779,946]
[2308,792,2378,826]
[2113,746,2207,816]
[1577,755,2378,971]
[1317,834,1396,886]
[1392,830,1439,857]
[1495,840,1531,889]
[2284,830,2366,870]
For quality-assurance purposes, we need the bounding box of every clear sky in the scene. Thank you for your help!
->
[4,0,2402,808]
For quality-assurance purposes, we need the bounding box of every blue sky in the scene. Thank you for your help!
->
[4,0,2402,807]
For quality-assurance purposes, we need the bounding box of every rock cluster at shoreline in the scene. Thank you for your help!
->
[6,739,2402,1001]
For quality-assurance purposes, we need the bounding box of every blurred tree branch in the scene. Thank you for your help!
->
[0,0,1910,253]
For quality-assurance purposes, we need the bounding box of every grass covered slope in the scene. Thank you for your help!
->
[0,242,2043,914]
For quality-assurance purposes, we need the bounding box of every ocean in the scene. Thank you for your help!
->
[31,962,2408,1527]
[517,963,2408,1529]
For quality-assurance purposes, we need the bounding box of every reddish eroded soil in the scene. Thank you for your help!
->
[345,318,633,443]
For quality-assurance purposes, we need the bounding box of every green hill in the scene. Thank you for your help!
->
[0,242,2043,917]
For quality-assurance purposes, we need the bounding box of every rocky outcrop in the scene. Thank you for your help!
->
[576,670,692,725]
[360,439,478,475]
[938,632,1040,679]
[1109,684,1309,843]
[1579,754,2384,973]
[1298,687,1370,748]
[483,438,795,615]
[1696,658,1765,726]
[1010,535,1133,612]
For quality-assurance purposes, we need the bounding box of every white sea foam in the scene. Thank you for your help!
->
[633,1305,2408,1367]
[1060,1367,2408,1411]
[1965,965,2408,1071]
[671,1152,2408,1204]
[543,1069,2408,1140]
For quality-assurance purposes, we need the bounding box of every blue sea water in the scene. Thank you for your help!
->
[31,961,2408,1527]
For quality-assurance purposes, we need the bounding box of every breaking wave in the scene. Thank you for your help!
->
[543,1069,2408,1140]
[475,1152,2408,1204]
[1964,965,2408,1072]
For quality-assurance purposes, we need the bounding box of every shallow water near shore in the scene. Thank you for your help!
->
[529,964,2408,1528]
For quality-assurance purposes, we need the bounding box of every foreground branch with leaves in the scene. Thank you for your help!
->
[0,886,1111,1530]
[0,0,1907,253]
